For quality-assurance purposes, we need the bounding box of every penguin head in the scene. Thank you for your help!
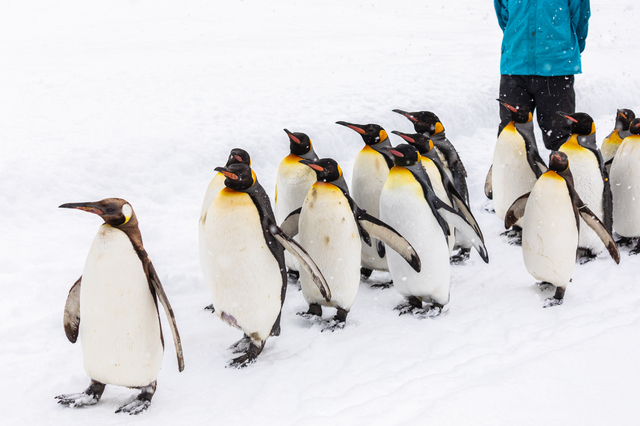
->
[226,148,251,167]
[336,121,388,146]
[59,198,137,228]
[284,129,314,156]
[497,100,532,124]
[388,144,420,167]
[392,109,444,136]
[299,158,342,183]
[616,109,636,131]
[629,118,640,136]
[548,151,570,173]
[391,130,433,154]
[557,111,595,136]
[215,163,256,192]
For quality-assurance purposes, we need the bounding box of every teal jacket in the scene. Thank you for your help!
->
[495,0,590,76]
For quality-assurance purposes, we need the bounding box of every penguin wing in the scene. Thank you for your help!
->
[279,208,301,238]
[430,195,489,263]
[341,191,372,247]
[265,217,331,301]
[147,263,185,372]
[517,123,548,178]
[437,167,485,242]
[63,277,82,344]
[357,212,421,272]
[504,192,531,229]
[484,165,493,199]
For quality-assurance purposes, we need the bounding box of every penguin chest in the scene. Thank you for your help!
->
[602,130,623,163]
[299,183,361,310]
[199,172,225,283]
[80,225,163,387]
[380,167,451,304]
[611,137,640,236]
[522,172,578,287]
[492,124,537,221]
[559,142,605,252]
[204,189,283,341]
[275,155,317,223]
[351,146,390,270]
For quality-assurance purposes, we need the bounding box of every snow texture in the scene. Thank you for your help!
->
[1,1,639,425]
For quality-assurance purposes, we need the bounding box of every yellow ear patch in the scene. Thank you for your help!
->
[337,164,343,178]
[590,122,596,135]
[379,130,388,141]
[434,122,444,134]
[251,169,257,186]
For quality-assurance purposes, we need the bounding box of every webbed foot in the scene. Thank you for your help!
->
[227,341,264,369]
[577,248,597,264]
[501,226,522,246]
[55,380,105,408]
[321,308,348,332]
[115,382,155,415]
[360,267,373,280]
[615,235,636,248]
[228,334,252,354]
[450,247,471,265]
[204,304,215,313]
[369,280,393,289]
[394,296,423,316]
[543,287,565,308]
[483,200,495,213]
[297,303,322,321]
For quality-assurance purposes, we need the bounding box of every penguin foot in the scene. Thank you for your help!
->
[450,248,471,265]
[615,235,637,248]
[417,303,444,318]
[115,381,155,415]
[297,303,322,321]
[483,200,495,213]
[543,297,564,308]
[394,296,423,316]
[630,241,640,256]
[321,318,346,332]
[287,269,300,281]
[577,248,598,264]
[204,304,215,313]
[227,342,264,369]
[56,380,105,408]
[536,281,555,292]
[369,280,393,289]
[501,227,522,246]
[228,334,252,354]
[360,267,373,280]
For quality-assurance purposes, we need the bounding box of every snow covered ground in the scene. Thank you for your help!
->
[1,1,639,425]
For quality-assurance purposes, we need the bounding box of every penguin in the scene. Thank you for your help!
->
[557,111,612,263]
[199,148,251,312]
[380,144,489,316]
[392,109,476,261]
[391,131,486,259]
[601,108,635,173]
[335,121,394,283]
[487,100,547,244]
[610,118,640,253]
[56,198,184,415]
[203,163,330,367]
[279,158,421,330]
[505,151,620,307]
[274,129,319,281]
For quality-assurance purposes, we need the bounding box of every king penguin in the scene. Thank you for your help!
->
[488,100,547,244]
[203,163,329,367]
[274,129,319,280]
[392,108,476,261]
[199,148,251,312]
[56,198,184,415]
[602,108,636,173]
[335,121,394,283]
[557,111,612,263]
[380,144,489,317]
[279,158,420,330]
[610,118,640,253]
[505,151,619,307]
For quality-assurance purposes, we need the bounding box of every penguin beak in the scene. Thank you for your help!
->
[392,109,418,122]
[497,99,518,113]
[336,121,366,135]
[283,129,301,144]
[388,149,404,158]
[299,159,323,172]
[391,130,415,143]
[557,111,578,123]
[214,166,239,180]
[59,202,104,215]
[619,111,628,120]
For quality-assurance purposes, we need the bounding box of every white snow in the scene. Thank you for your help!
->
[1,1,639,425]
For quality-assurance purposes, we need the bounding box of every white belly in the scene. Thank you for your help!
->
[299,183,361,310]
[199,173,225,285]
[204,189,283,342]
[80,225,163,387]
[380,168,450,305]
[352,148,390,271]
[610,136,640,236]
[522,173,577,287]
[275,157,317,271]
[492,126,537,223]
[422,158,455,253]
[559,145,605,253]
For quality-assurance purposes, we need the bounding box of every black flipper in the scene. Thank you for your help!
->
[147,263,185,372]
[265,216,331,302]
[577,133,613,232]
[376,241,386,258]
[357,212,421,273]
[504,192,531,230]
[63,277,82,343]
[279,207,301,237]
[516,121,548,178]
[484,165,493,199]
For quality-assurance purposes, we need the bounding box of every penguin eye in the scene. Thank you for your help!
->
[106,207,117,214]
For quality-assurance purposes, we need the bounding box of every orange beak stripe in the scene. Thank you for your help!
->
[308,164,324,172]
[221,171,239,180]
[389,149,404,157]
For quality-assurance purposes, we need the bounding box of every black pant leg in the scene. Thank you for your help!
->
[498,75,535,137]
[532,75,575,151]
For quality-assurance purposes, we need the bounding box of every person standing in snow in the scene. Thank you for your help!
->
[494,0,591,151]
